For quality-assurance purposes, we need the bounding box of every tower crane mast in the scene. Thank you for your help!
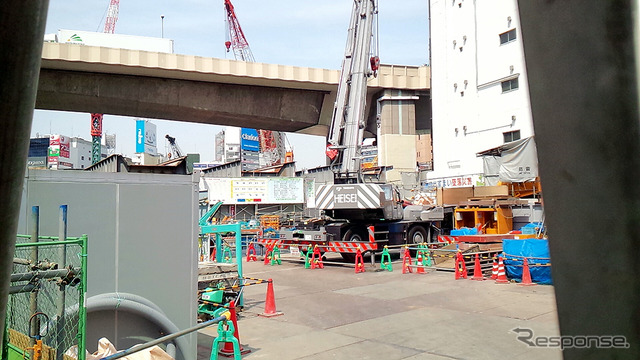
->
[91,0,120,164]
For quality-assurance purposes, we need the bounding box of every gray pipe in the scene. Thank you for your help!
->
[10,268,80,282]
[89,292,165,315]
[64,294,189,359]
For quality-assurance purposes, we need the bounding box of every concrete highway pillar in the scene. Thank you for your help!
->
[0,0,49,346]
[518,0,639,358]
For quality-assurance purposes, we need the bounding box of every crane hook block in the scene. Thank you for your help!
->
[370,56,380,72]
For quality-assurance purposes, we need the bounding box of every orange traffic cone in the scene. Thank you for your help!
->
[415,251,425,274]
[471,253,485,281]
[495,256,509,284]
[518,258,537,286]
[259,278,283,317]
[402,247,413,274]
[354,247,365,274]
[490,257,498,280]
[454,251,467,280]
[218,301,251,357]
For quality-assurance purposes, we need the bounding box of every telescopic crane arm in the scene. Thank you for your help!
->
[165,134,183,159]
[327,0,379,182]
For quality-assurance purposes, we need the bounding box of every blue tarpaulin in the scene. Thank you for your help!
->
[503,238,552,285]
[450,227,478,236]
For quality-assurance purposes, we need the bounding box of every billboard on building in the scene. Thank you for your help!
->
[27,157,47,168]
[240,128,260,170]
[135,120,157,155]
[49,135,72,169]
[240,128,259,151]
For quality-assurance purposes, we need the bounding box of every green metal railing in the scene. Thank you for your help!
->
[3,205,87,360]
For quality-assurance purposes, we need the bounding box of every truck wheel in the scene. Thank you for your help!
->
[408,225,428,245]
[407,226,428,256]
[340,228,366,262]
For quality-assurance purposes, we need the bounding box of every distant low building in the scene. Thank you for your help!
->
[28,134,110,170]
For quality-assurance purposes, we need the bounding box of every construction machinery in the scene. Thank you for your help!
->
[90,0,120,164]
[165,134,183,159]
[257,0,444,260]
[223,0,287,167]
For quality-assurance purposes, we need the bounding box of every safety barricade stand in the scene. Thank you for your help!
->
[246,242,258,262]
[310,245,324,269]
[354,246,365,274]
[380,245,393,271]
[402,246,413,274]
[217,302,252,358]
[222,245,233,264]
[270,245,282,266]
[414,243,432,274]
[263,243,275,265]
[454,250,468,279]
[303,246,314,269]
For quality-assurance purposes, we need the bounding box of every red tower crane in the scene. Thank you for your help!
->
[91,0,120,164]
[223,0,289,166]
[224,0,255,62]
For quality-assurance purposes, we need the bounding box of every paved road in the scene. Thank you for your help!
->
[198,253,562,360]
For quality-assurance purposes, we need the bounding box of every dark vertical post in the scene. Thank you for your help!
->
[29,206,40,356]
[56,205,67,360]
[518,0,640,358]
[0,0,50,347]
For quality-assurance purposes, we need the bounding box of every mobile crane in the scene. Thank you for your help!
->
[165,134,183,159]
[257,0,444,260]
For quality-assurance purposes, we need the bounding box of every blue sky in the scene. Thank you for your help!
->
[33,0,429,169]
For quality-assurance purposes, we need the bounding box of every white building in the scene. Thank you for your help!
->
[69,137,94,170]
[428,0,535,184]
[44,135,110,170]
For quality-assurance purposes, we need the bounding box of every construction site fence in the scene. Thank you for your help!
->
[255,243,554,270]
[4,235,88,360]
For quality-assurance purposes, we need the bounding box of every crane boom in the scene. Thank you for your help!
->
[103,0,120,34]
[165,134,183,159]
[224,0,255,62]
[327,0,379,181]
[224,0,288,167]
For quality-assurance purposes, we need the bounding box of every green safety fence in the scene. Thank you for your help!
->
[3,234,88,360]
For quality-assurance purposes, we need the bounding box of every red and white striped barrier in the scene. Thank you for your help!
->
[437,235,457,244]
[323,241,377,253]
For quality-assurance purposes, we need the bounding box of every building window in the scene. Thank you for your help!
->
[501,78,519,93]
[81,156,84,160]
[503,130,521,143]
[500,29,517,45]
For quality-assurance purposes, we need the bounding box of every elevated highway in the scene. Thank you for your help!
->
[37,42,430,136]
